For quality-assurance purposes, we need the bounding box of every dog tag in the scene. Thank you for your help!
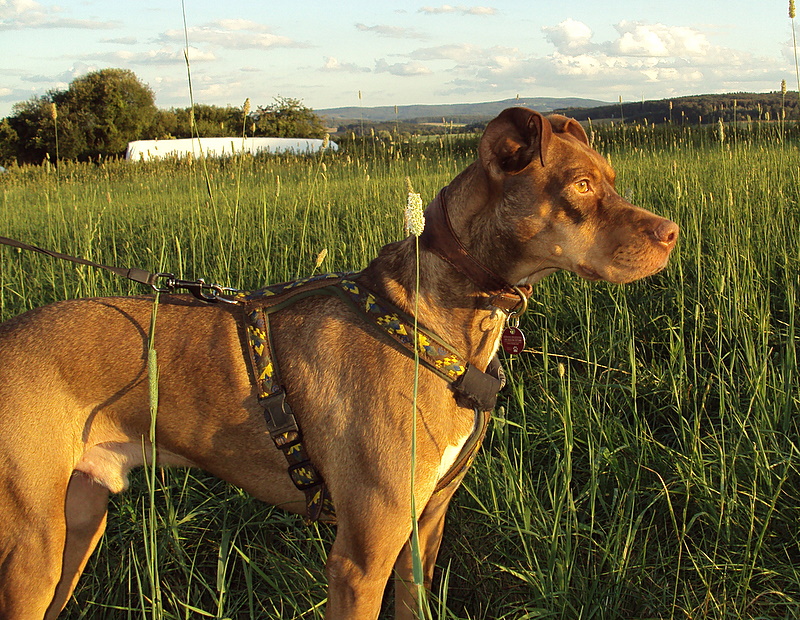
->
[501,326,526,355]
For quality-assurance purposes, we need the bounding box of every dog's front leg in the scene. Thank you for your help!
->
[324,500,414,620]
[392,482,459,620]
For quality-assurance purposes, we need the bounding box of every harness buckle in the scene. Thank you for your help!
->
[259,392,300,446]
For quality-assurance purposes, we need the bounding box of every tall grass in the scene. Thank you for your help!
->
[0,125,798,618]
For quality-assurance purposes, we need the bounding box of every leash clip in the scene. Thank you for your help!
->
[151,273,240,304]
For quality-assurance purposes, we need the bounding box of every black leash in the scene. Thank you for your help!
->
[0,235,239,304]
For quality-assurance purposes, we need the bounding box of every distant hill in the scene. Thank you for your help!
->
[319,92,799,137]
[318,97,609,124]
[557,92,799,124]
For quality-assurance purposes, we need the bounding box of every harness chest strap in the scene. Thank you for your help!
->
[239,272,505,523]
[244,300,336,523]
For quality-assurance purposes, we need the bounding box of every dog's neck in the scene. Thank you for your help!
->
[418,188,530,313]
[359,165,516,370]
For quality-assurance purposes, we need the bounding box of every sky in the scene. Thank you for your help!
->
[1,0,798,118]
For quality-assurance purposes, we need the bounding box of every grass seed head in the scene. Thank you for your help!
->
[404,177,425,237]
[314,248,328,270]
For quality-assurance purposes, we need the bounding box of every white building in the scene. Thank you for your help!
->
[125,136,337,161]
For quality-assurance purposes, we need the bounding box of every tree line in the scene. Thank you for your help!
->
[560,91,800,125]
[0,68,327,166]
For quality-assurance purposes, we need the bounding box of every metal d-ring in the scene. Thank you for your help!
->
[507,286,529,322]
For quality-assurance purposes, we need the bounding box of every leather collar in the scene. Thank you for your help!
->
[418,188,531,312]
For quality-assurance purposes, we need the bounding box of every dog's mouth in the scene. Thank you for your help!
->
[576,264,603,281]
[576,256,670,284]
[575,234,677,284]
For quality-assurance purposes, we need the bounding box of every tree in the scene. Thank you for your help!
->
[0,119,19,167]
[6,96,54,164]
[62,68,157,158]
[254,97,327,139]
[5,68,157,162]
[2,72,328,163]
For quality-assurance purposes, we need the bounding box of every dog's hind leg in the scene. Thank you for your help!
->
[44,472,110,619]
[392,483,459,620]
[0,470,71,619]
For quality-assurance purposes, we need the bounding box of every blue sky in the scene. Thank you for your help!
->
[1,0,797,118]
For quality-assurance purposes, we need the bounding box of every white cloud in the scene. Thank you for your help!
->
[193,81,243,100]
[409,43,521,73]
[321,56,371,73]
[542,18,594,55]
[410,43,483,62]
[83,46,216,65]
[0,86,41,104]
[102,36,138,45]
[0,0,40,16]
[355,22,427,39]
[160,20,306,50]
[212,18,269,32]
[611,21,711,57]
[418,5,497,16]
[0,0,118,30]
[412,18,783,102]
[21,63,98,86]
[375,59,432,76]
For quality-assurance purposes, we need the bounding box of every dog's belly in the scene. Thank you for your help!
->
[74,442,196,493]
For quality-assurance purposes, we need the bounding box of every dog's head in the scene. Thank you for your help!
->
[478,107,678,285]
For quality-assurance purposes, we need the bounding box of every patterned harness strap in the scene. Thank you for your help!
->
[239,273,347,523]
[236,272,503,523]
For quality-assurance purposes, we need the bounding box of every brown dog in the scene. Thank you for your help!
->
[0,107,677,619]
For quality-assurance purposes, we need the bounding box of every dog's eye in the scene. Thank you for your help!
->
[575,180,591,194]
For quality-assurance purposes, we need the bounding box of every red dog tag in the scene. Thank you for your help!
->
[501,326,526,355]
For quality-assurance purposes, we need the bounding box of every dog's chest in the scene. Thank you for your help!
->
[436,412,479,482]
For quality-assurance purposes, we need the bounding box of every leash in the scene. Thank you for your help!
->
[0,235,239,304]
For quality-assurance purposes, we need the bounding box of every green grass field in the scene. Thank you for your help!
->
[1,126,799,619]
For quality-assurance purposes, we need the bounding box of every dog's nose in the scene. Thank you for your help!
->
[652,219,679,246]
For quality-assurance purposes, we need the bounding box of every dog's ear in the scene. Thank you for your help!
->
[546,114,589,145]
[479,107,552,178]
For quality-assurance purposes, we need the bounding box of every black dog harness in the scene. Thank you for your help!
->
[234,271,505,523]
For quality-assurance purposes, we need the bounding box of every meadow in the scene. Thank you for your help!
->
[1,123,799,619]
